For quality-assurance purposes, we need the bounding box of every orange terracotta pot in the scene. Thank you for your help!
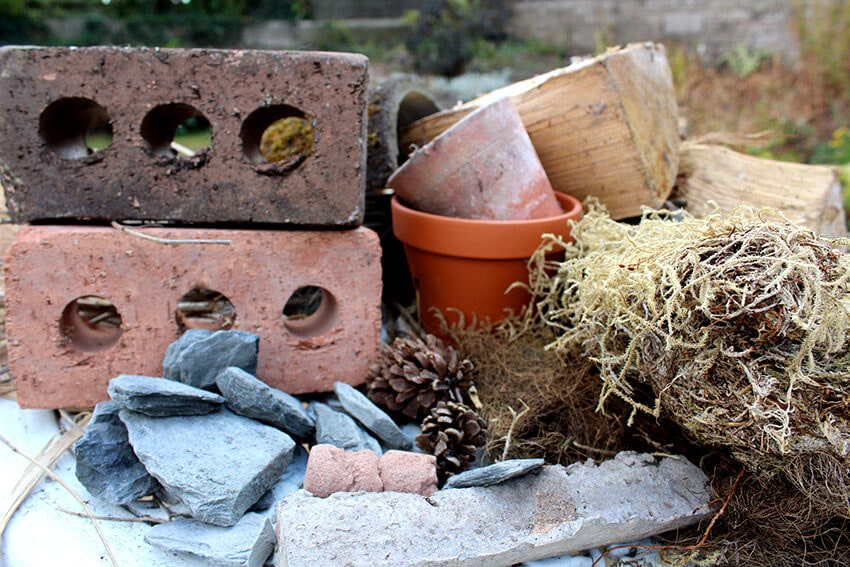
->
[387,97,562,221]
[391,191,583,337]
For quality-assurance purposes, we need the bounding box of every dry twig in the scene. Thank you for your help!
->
[111,221,232,246]
[0,431,118,566]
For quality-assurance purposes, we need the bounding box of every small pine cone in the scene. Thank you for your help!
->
[416,400,488,485]
[366,334,475,420]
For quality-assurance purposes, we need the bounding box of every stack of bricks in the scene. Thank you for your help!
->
[0,47,382,409]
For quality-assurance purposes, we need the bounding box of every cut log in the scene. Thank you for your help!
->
[674,142,847,238]
[366,74,442,193]
[399,42,680,220]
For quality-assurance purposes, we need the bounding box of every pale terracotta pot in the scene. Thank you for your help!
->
[391,191,582,337]
[387,97,561,221]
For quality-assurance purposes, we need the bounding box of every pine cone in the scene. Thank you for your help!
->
[416,400,488,485]
[366,334,475,420]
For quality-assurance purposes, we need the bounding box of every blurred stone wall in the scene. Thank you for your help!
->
[508,0,798,60]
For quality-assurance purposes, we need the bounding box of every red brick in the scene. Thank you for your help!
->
[303,445,383,498]
[0,46,368,226]
[4,225,382,408]
[378,450,438,497]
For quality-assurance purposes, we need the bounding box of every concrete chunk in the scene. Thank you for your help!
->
[145,512,275,567]
[108,374,225,416]
[275,452,713,566]
[121,408,295,527]
[216,367,314,438]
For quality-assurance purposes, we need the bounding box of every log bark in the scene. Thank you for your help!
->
[674,142,847,238]
[399,43,680,220]
[366,74,441,193]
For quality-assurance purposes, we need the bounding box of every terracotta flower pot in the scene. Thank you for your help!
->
[387,97,562,221]
[392,191,583,337]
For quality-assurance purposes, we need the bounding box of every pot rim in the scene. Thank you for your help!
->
[391,191,582,260]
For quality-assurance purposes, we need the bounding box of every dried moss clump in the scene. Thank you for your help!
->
[449,323,630,466]
[529,203,850,520]
[259,117,313,163]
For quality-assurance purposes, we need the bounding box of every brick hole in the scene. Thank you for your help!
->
[141,103,212,158]
[59,295,123,352]
[240,105,313,167]
[175,287,236,332]
[396,91,440,167]
[39,97,113,159]
[283,286,337,338]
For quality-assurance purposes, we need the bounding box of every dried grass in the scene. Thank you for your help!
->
[518,201,850,564]
[450,324,628,465]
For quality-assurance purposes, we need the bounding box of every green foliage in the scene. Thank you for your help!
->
[794,0,850,93]
[0,13,49,45]
[720,45,773,78]
[810,127,850,166]
[313,19,354,51]
[404,0,510,77]
[120,12,244,47]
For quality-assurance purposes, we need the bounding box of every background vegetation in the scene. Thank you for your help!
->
[1,0,849,220]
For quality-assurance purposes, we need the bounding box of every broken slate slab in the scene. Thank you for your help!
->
[275,451,713,566]
[216,367,314,438]
[443,458,545,489]
[120,408,295,527]
[312,402,382,454]
[163,329,259,390]
[145,512,275,567]
[75,401,160,506]
[108,374,225,416]
[249,445,309,514]
[333,382,411,450]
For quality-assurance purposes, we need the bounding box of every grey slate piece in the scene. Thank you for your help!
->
[275,452,713,566]
[249,445,309,514]
[333,382,411,450]
[216,367,314,438]
[74,401,159,506]
[87,399,125,427]
[145,512,275,567]
[444,458,546,489]
[108,374,225,416]
[163,329,259,390]
[312,402,382,454]
[120,408,295,527]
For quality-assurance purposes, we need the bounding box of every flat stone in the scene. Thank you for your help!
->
[74,401,159,506]
[443,458,546,489]
[312,402,382,454]
[145,512,275,567]
[108,374,225,416]
[249,446,309,514]
[275,452,713,566]
[163,330,259,390]
[333,382,411,450]
[120,408,295,527]
[216,367,314,438]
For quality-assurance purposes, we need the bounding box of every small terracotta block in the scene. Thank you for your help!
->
[0,46,368,226]
[378,450,438,497]
[303,444,382,498]
[4,225,382,409]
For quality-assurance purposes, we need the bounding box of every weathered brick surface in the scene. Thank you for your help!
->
[0,46,368,226]
[4,225,382,408]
